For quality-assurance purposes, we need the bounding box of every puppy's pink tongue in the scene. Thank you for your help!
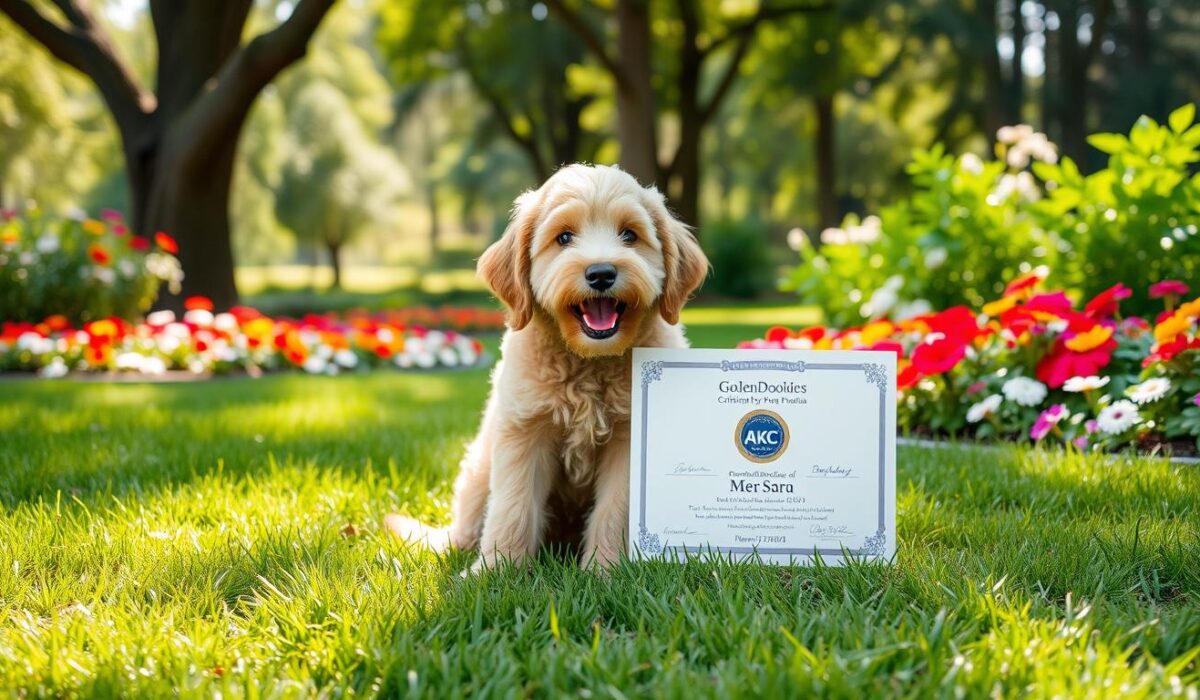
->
[581,298,618,331]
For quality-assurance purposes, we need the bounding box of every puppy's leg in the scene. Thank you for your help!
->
[581,424,630,569]
[447,394,499,550]
[472,422,557,571]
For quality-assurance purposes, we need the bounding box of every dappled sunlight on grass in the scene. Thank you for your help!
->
[1,375,1197,694]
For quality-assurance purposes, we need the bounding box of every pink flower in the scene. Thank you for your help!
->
[1193,393,1200,407]
[1149,280,1189,298]
[1073,436,1089,450]
[100,208,123,222]
[1085,419,1099,435]
[1030,404,1068,441]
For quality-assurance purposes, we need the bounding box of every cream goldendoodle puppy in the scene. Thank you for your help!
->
[387,164,707,569]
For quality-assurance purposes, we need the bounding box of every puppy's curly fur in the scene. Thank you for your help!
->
[388,164,707,569]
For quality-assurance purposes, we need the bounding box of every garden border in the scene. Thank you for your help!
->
[897,437,1200,465]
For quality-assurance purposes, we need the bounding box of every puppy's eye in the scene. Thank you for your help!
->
[620,229,637,245]
[556,231,574,246]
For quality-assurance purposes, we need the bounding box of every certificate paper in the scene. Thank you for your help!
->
[628,348,896,565]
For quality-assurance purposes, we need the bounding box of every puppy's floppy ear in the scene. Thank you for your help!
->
[647,190,709,324]
[478,190,539,330]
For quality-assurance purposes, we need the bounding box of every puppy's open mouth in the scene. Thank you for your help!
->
[570,297,627,340]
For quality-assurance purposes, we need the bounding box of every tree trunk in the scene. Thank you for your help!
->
[814,93,837,233]
[426,182,440,256]
[1007,0,1025,125]
[326,239,342,290]
[979,0,1005,140]
[1057,0,1088,166]
[613,0,659,186]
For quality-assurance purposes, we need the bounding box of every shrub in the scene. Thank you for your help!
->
[786,106,1200,325]
[701,217,775,299]
[0,208,182,323]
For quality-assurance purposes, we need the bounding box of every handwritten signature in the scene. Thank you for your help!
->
[810,464,854,478]
[810,524,852,537]
[671,462,712,475]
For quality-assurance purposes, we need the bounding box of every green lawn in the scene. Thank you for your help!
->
[1,347,1198,695]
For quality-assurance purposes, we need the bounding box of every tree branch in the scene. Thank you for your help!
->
[543,0,629,90]
[700,1,832,58]
[458,37,548,179]
[699,29,754,123]
[0,0,153,134]
[175,0,337,172]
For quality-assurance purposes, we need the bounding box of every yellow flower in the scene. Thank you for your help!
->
[981,296,1017,317]
[1,227,18,246]
[860,321,895,346]
[82,218,106,235]
[1178,297,1200,319]
[1065,325,1113,352]
[1154,312,1192,344]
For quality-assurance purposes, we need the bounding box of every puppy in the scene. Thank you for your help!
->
[388,164,707,570]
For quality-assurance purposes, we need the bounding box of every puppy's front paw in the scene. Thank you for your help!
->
[448,522,481,551]
[581,545,623,571]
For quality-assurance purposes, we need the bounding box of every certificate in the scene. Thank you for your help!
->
[628,348,896,565]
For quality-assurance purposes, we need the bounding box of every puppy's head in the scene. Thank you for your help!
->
[478,164,708,357]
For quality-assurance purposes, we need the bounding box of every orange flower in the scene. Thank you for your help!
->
[1179,297,1200,319]
[85,318,119,341]
[1,227,17,246]
[44,315,70,331]
[1064,324,1113,352]
[88,243,111,265]
[243,317,274,341]
[184,296,213,311]
[981,296,1017,317]
[1154,311,1192,344]
[84,344,112,366]
[82,219,106,235]
[154,231,179,254]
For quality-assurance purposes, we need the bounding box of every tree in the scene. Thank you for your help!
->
[378,1,605,185]
[544,0,831,226]
[275,81,405,290]
[0,0,337,310]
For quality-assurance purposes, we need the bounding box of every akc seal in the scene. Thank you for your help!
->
[734,409,790,463]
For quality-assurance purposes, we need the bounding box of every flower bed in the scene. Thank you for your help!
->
[740,272,1200,454]
[1,297,490,378]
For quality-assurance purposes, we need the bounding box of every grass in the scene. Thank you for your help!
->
[1,336,1199,696]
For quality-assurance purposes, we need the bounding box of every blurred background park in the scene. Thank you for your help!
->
[1,0,1198,324]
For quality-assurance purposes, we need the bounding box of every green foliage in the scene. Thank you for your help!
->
[1,376,1198,695]
[1037,105,1200,311]
[700,218,775,299]
[0,209,179,323]
[788,108,1200,325]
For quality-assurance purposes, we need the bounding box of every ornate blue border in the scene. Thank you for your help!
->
[637,359,889,559]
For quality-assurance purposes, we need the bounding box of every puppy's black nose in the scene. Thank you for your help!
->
[585,263,618,291]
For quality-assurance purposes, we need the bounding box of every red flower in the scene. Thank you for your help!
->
[923,306,980,344]
[1142,335,1200,366]
[88,243,110,265]
[911,334,966,375]
[154,231,179,254]
[1025,291,1073,316]
[868,340,904,358]
[1149,280,1190,298]
[1004,271,1044,298]
[897,362,921,391]
[184,296,214,312]
[1084,283,1132,318]
[129,236,150,251]
[1035,337,1117,388]
[765,326,791,343]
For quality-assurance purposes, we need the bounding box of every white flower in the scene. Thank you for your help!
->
[860,287,897,319]
[959,153,984,175]
[64,206,87,221]
[140,356,167,375]
[334,349,358,369]
[1096,400,1141,434]
[213,313,238,334]
[302,355,327,374]
[38,356,69,379]
[144,253,183,294]
[1126,377,1170,405]
[394,352,413,369]
[1002,376,1047,407]
[18,251,36,266]
[115,352,144,371]
[924,247,948,269]
[893,299,932,320]
[117,259,137,278]
[92,266,115,285]
[437,347,459,367]
[146,310,175,326]
[35,233,60,254]
[786,227,809,251]
[183,309,213,327]
[966,394,1003,423]
[413,351,437,369]
[376,328,395,344]
[1063,375,1110,393]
